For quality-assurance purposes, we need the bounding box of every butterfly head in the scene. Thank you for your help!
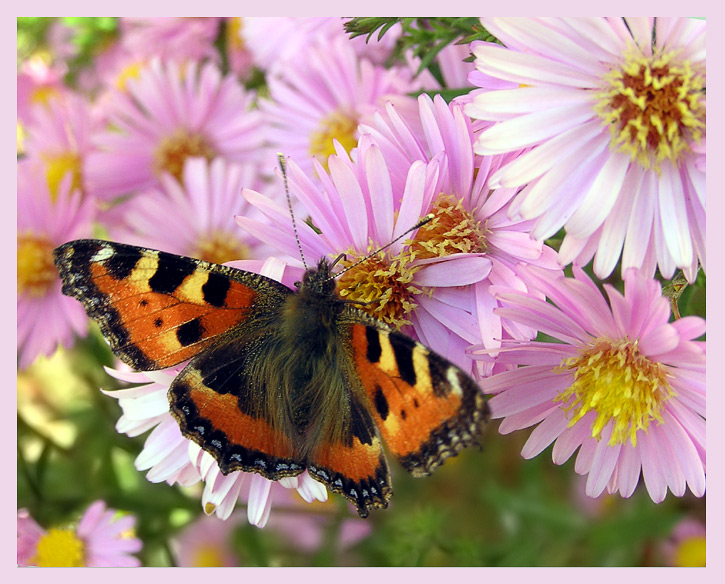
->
[296,257,338,296]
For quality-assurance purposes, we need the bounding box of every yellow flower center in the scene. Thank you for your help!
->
[18,122,26,154]
[674,535,706,567]
[43,152,82,201]
[18,234,57,298]
[31,85,61,106]
[32,528,85,567]
[115,60,145,92]
[409,195,487,260]
[309,110,358,170]
[190,231,249,265]
[595,48,705,171]
[555,338,674,446]
[154,129,215,183]
[191,543,229,567]
[336,248,422,329]
[227,17,245,52]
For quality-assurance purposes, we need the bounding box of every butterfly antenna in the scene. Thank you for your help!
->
[330,213,434,281]
[278,153,308,269]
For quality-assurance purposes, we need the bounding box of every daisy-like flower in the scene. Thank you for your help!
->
[241,17,399,72]
[85,58,265,201]
[17,501,142,567]
[109,156,270,264]
[119,17,221,64]
[260,34,419,178]
[100,257,328,527]
[22,91,99,201]
[240,146,485,374]
[17,159,94,369]
[357,94,561,373]
[661,517,706,566]
[465,17,706,282]
[171,513,241,566]
[472,266,705,503]
[17,57,68,126]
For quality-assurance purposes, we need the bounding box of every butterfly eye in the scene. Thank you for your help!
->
[294,280,302,289]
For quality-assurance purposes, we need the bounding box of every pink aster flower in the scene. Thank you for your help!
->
[358,93,561,374]
[171,513,241,566]
[86,58,265,201]
[17,159,94,369]
[100,257,328,527]
[472,266,705,503]
[119,17,221,63]
[108,156,271,264]
[22,91,99,201]
[17,57,68,126]
[260,34,419,178]
[465,17,706,282]
[661,517,706,566]
[17,501,142,567]
[239,147,484,375]
[241,17,399,72]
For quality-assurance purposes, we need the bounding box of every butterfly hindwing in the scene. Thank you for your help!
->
[307,391,392,518]
[53,239,292,370]
[346,319,490,477]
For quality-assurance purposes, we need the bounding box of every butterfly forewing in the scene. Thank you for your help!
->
[53,239,291,370]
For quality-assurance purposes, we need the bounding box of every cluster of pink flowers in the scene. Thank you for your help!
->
[18,17,706,554]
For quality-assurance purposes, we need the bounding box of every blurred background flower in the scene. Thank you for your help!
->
[18,501,142,567]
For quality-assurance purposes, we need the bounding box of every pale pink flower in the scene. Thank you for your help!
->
[17,501,142,567]
[661,517,706,566]
[109,156,271,264]
[357,93,561,375]
[86,59,265,201]
[101,257,328,527]
[239,146,486,375]
[260,34,419,179]
[473,266,705,503]
[22,91,99,200]
[465,17,705,282]
[17,58,68,126]
[119,17,221,63]
[241,17,399,72]
[17,159,94,368]
[171,513,241,566]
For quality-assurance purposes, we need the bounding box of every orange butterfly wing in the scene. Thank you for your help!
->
[347,321,490,477]
[53,239,291,370]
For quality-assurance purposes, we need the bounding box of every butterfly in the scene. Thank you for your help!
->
[53,237,490,517]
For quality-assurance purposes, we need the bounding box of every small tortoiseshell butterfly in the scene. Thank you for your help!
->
[53,229,489,517]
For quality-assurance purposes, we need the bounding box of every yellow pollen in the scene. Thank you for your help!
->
[154,129,215,183]
[308,110,358,170]
[674,535,706,567]
[115,61,145,92]
[43,152,82,201]
[554,338,674,446]
[409,194,488,260]
[18,234,57,298]
[190,231,249,265]
[32,528,85,567]
[336,248,422,328]
[595,48,705,171]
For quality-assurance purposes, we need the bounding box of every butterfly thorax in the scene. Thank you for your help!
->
[271,258,351,456]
